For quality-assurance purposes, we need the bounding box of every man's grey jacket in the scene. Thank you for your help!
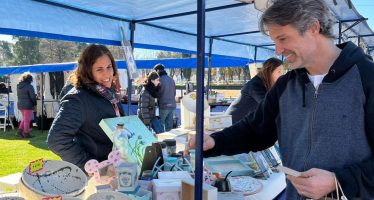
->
[204,41,374,199]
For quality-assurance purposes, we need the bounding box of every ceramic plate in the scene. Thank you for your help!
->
[87,191,131,200]
[21,160,87,196]
[228,176,263,195]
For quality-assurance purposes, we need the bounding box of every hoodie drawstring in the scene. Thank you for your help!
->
[302,83,306,107]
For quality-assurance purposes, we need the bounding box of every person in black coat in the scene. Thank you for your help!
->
[225,58,283,123]
[0,82,9,94]
[137,71,160,129]
[16,73,37,138]
[47,44,125,170]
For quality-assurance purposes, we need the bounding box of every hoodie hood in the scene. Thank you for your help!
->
[324,41,371,83]
[295,41,371,85]
[17,81,29,89]
[293,41,370,107]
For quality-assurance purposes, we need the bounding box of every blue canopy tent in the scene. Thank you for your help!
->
[1,0,374,199]
[0,56,254,75]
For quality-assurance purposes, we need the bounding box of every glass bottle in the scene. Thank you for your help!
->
[113,123,130,162]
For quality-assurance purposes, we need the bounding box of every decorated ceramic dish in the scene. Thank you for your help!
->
[21,160,87,197]
[87,191,131,200]
[228,176,263,195]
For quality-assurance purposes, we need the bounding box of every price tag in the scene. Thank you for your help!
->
[29,158,44,173]
[42,196,62,200]
[276,165,301,177]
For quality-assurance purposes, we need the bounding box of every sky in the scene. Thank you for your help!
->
[0,1,373,43]
[352,0,374,30]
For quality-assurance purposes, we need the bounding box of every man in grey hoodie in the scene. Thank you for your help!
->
[187,0,374,199]
[153,64,176,132]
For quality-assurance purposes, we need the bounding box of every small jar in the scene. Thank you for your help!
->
[170,153,183,167]
[163,139,176,155]
[153,141,168,159]
[164,156,178,171]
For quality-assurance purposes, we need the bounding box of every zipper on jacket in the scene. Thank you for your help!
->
[314,87,318,99]
[298,85,320,200]
[302,85,320,178]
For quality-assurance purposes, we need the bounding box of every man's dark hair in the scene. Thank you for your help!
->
[259,0,335,39]
[153,64,165,72]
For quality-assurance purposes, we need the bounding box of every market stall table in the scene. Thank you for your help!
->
[157,128,287,200]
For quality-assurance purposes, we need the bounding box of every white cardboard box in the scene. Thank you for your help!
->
[205,115,232,130]
[152,179,181,200]
[157,171,193,181]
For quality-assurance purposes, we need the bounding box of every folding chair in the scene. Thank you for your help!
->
[0,104,7,132]
[0,98,14,130]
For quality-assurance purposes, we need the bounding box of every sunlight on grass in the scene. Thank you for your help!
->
[0,129,61,177]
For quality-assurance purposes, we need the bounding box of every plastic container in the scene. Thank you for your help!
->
[164,157,178,171]
[163,139,176,155]
[170,153,183,167]
[152,179,181,200]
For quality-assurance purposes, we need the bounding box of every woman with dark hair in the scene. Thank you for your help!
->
[16,72,37,138]
[47,44,125,169]
[137,71,160,132]
[225,57,283,123]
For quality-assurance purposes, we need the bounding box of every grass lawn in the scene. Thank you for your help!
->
[0,128,61,177]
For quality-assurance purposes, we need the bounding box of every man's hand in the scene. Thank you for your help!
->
[184,134,215,154]
[287,168,336,199]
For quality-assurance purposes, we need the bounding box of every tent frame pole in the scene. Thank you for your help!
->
[41,72,44,132]
[195,0,206,199]
[206,38,213,100]
[121,22,136,115]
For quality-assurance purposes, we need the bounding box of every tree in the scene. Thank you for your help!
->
[0,41,14,66]
[233,67,243,81]
[12,37,42,65]
[182,69,192,81]
[156,51,191,79]
[108,46,124,60]
[218,68,227,82]
[40,39,79,63]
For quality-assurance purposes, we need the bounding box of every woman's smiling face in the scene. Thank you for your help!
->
[92,54,114,88]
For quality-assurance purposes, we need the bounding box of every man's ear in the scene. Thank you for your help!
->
[309,20,321,35]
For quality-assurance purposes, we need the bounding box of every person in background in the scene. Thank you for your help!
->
[137,71,161,132]
[187,0,374,199]
[58,78,73,101]
[0,82,9,94]
[47,44,125,170]
[16,72,37,138]
[153,64,176,131]
[225,57,283,123]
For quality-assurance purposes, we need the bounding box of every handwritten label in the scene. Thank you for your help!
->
[29,158,44,173]
[42,196,62,200]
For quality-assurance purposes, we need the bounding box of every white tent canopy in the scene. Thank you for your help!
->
[1,0,373,60]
